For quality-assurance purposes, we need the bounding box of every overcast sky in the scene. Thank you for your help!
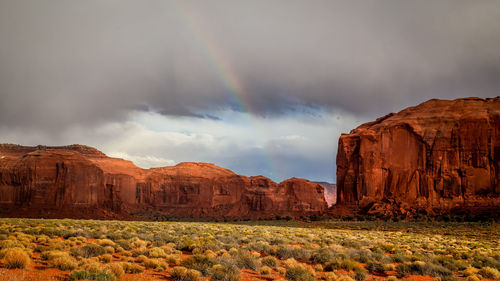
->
[1,1,499,182]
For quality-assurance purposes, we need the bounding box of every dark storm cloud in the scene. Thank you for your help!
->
[0,0,499,131]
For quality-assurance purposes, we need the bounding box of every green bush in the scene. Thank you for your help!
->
[310,248,335,263]
[170,266,202,281]
[286,266,315,281]
[233,250,260,271]
[366,262,385,274]
[354,268,367,281]
[78,244,105,258]
[434,256,468,271]
[396,262,452,278]
[122,262,145,273]
[478,267,500,280]
[324,259,361,272]
[261,256,279,267]
[276,246,310,262]
[210,264,240,281]
[69,270,115,281]
[181,254,217,276]
[69,270,91,280]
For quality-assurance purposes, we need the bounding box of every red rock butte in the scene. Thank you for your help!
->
[0,144,327,220]
[335,97,500,217]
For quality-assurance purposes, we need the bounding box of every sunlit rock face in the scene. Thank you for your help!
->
[0,144,327,219]
[336,97,500,216]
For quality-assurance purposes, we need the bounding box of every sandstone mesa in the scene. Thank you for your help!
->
[335,97,500,217]
[0,144,327,220]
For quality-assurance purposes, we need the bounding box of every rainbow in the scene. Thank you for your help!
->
[169,1,280,180]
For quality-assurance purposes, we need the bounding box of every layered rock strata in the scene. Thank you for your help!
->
[336,97,500,216]
[0,144,327,220]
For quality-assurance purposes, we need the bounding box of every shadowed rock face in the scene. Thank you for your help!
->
[336,97,500,216]
[0,144,327,219]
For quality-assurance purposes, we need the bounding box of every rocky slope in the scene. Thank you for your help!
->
[335,97,500,217]
[0,144,327,220]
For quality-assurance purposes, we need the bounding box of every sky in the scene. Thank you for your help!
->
[1,1,499,183]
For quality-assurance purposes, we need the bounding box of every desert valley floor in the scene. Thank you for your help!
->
[0,219,498,281]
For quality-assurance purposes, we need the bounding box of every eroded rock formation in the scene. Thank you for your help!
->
[336,97,500,216]
[0,144,327,219]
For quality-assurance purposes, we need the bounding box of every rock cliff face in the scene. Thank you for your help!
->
[0,144,327,219]
[336,97,500,216]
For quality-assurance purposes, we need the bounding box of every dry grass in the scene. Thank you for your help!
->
[3,248,30,269]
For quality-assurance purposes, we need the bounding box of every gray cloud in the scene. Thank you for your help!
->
[1,0,499,132]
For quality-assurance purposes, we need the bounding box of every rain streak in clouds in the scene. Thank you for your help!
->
[1,0,499,182]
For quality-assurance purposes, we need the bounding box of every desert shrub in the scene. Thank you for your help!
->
[353,268,368,281]
[81,259,104,273]
[450,250,471,260]
[79,244,105,258]
[136,254,148,263]
[434,256,468,271]
[69,271,115,281]
[99,254,112,263]
[104,246,115,254]
[337,275,356,281]
[122,262,145,273]
[170,266,202,281]
[341,239,361,249]
[324,272,338,281]
[41,250,65,260]
[248,241,271,254]
[149,247,166,258]
[440,275,459,281]
[286,266,315,281]
[69,270,92,280]
[348,249,374,263]
[210,264,240,281]
[471,256,500,270]
[181,254,217,276]
[261,255,279,267]
[131,247,149,257]
[70,247,83,257]
[115,239,132,250]
[232,250,260,271]
[462,266,479,277]
[324,259,361,272]
[310,248,336,263]
[96,239,115,247]
[105,263,124,279]
[276,266,286,275]
[478,267,500,280]
[391,253,410,263]
[366,261,386,274]
[143,258,165,269]
[396,263,417,277]
[260,266,271,275]
[165,254,181,265]
[465,275,480,281]
[49,255,78,270]
[4,247,30,269]
[314,264,323,272]
[396,262,452,278]
[0,239,23,249]
[276,246,310,261]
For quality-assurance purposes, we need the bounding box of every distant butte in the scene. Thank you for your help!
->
[334,97,500,217]
[0,144,327,220]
